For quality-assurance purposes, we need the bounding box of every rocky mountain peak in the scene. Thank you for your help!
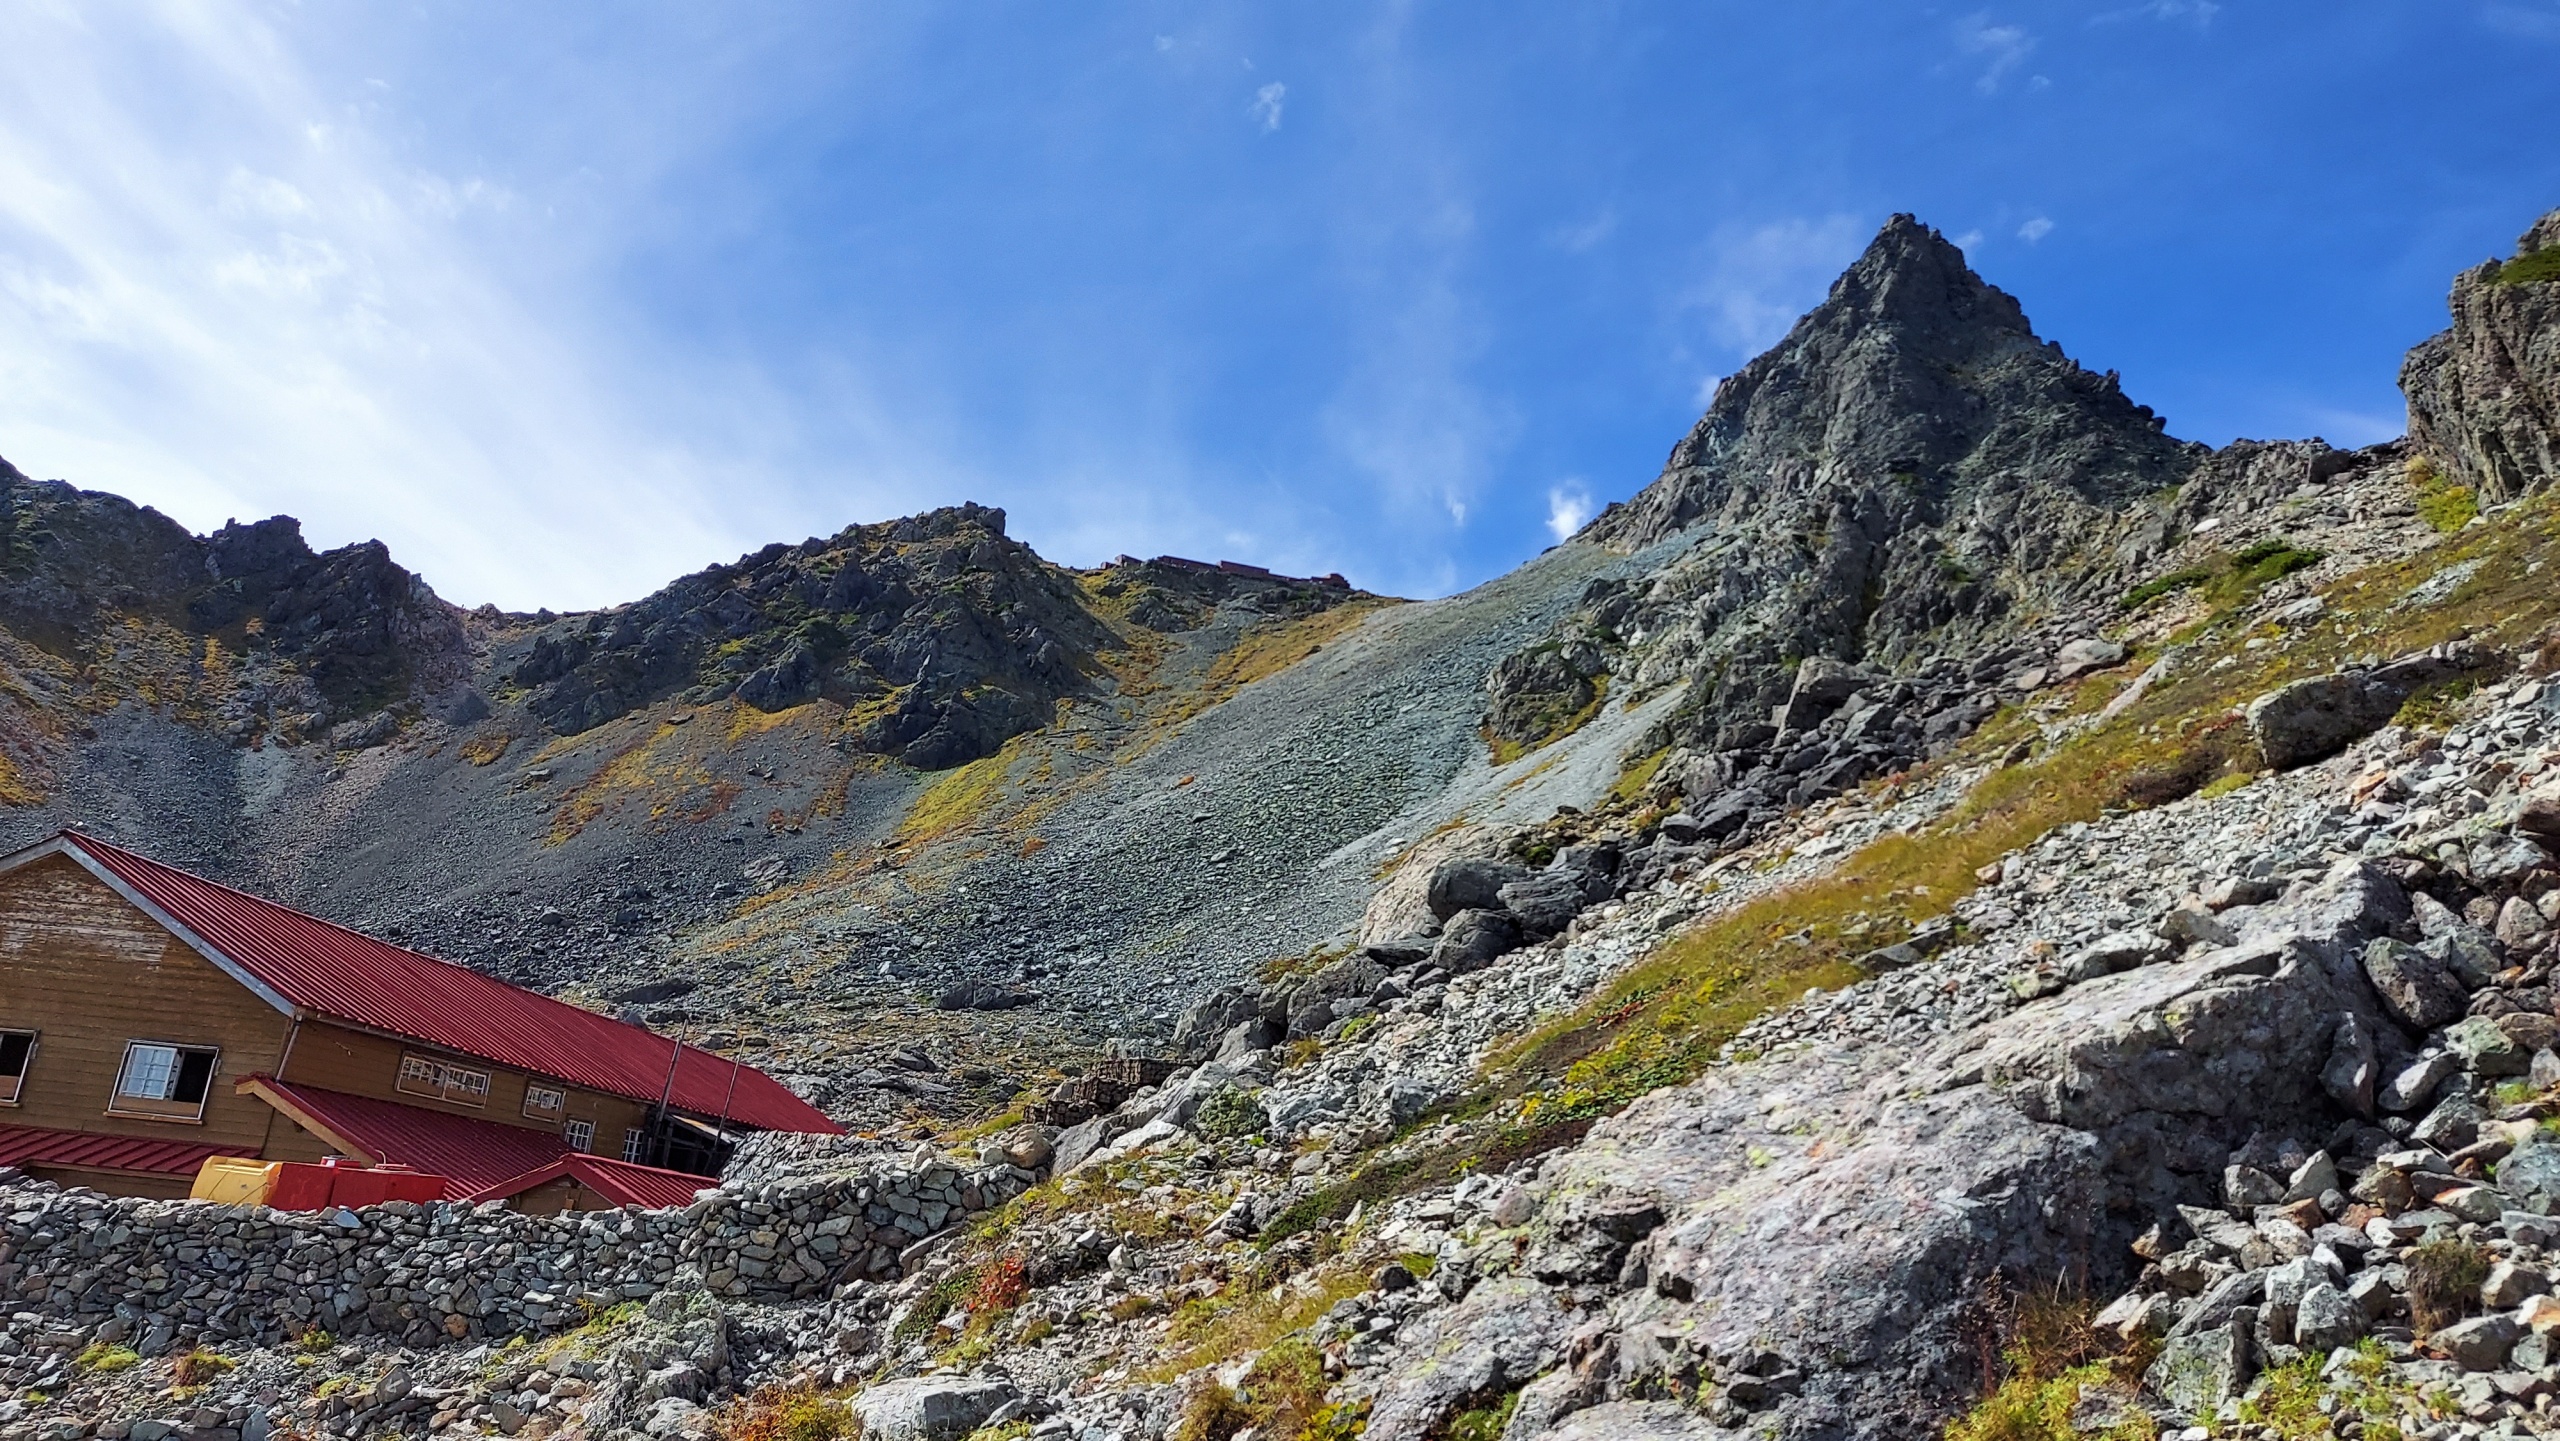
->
[1494,215,2195,757]
[1609,214,2180,552]
[2403,204,2560,506]
[1817,210,2030,342]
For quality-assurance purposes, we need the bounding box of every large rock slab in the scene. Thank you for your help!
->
[1358,861,2403,1440]
[1356,1278,1569,1441]
[2245,644,2498,770]
[849,1377,1020,1441]
[1523,1402,1721,1441]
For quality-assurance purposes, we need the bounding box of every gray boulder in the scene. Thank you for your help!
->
[2146,1322,2253,1415]
[1431,909,1523,974]
[1358,1278,1568,1441]
[1522,1402,1721,1441]
[2053,637,2130,679]
[2430,1316,2519,1373]
[1426,857,1530,920]
[2379,1050,2460,1113]
[2499,1134,2560,1214]
[1498,871,1589,939]
[2444,1016,2528,1077]
[2245,644,2498,770]
[850,1378,1021,1441]
[2293,1283,2361,1352]
[2361,938,2467,1031]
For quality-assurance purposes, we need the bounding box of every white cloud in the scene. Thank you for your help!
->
[2095,0,2222,25]
[1545,481,1592,543]
[1956,14,2037,94]
[1252,81,1287,132]
[2481,2,2560,39]
[1693,374,1726,410]
[1676,214,1867,357]
[1155,34,1176,52]
[0,4,811,610]
[1951,228,1985,250]
[2017,215,2054,243]
[1546,208,1617,253]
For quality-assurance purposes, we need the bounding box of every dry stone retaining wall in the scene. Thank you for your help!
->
[0,1155,1034,1354]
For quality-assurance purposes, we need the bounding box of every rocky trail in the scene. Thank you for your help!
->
[3,206,2560,1441]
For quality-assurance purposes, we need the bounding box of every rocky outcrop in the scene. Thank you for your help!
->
[496,508,1367,766]
[2244,640,2503,770]
[1484,214,2197,759]
[2403,206,2560,506]
[0,465,470,729]
[1460,858,2406,1439]
[498,504,1109,765]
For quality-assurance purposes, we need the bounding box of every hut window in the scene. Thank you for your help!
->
[111,1041,218,1120]
[397,1052,492,1107]
[563,1118,596,1152]
[0,1031,33,1104]
[622,1129,648,1164]
[523,1084,565,1119]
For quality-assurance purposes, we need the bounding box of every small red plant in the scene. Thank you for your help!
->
[968,1253,1029,1316]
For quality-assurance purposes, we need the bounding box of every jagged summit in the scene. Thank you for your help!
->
[1595,213,2185,551]
[0,465,469,735]
[1493,214,2200,754]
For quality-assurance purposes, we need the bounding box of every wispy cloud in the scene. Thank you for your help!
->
[2017,215,2054,243]
[0,4,797,610]
[1677,214,1868,357]
[1956,14,2037,94]
[1546,208,1617,254]
[1545,481,1593,542]
[2094,0,2222,26]
[1951,228,1986,251]
[1251,81,1288,132]
[2481,2,2560,39]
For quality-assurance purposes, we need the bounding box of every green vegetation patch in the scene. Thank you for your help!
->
[1944,1292,2158,1441]
[2237,1342,2415,1441]
[74,1343,141,1374]
[2120,565,2214,611]
[2120,538,2322,614]
[2409,457,2480,534]
[1193,1086,1271,1141]
[2497,247,2560,286]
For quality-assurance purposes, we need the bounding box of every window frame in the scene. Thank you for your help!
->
[0,1029,36,1106]
[563,1118,596,1153]
[394,1051,493,1108]
[107,1040,220,1122]
[523,1083,566,1120]
[621,1128,648,1164]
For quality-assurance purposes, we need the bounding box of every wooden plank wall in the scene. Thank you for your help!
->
[0,854,291,1159]
[280,1021,650,1160]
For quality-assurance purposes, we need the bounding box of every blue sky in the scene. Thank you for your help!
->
[1,3,2554,610]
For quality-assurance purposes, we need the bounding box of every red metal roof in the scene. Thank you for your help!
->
[45,832,839,1136]
[248,1077,577,1199]
[467,1154,717,1210]
[0,1119,228,1179]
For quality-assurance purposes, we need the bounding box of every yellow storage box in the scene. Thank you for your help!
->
[190,1156,280,1206]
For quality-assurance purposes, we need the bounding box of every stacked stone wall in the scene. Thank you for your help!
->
[0,1156,1033,1353]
